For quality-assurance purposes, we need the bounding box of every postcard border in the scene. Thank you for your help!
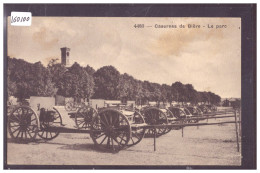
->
[3,3,257,169]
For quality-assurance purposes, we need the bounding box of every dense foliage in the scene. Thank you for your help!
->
[7,57,221,104]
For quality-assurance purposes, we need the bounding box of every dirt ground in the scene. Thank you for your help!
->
[7,107,241,166]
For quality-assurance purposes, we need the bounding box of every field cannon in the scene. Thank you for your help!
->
[7,106,63,141]
[7,105,148,152]
[7,104,237,153]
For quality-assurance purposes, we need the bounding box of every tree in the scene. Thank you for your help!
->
[8,57,57,100]
[198,91,209,104]
[150,83,162,103]
[84,65,96,76]
[160,84,169,104]
[59,62,95,101]
[116,73,136,102]
[32,62,57,97]
[92,66,120,100]
[7,57,222,106]
[133,80,144,105]
[207,92,221,105]
[7,79,17,98]
[142,81,152,104]
[223,99,230,107]
[7,63,17,98]
[185,84,199,104]
[171,82,186,103]
[8,57,32,99]
[47,58,67,95]
[214,94,221,104]
[197,91,221,105]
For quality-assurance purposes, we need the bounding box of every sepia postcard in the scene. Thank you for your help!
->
[3,4,256,169]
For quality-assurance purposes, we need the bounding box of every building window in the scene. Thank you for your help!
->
[67,52,70,56]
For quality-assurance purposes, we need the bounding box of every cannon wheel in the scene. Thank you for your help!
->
[127,111,145,147]
[75,106,97,129]
[38,107,62,140]
[65,101,78,112]
[90,108,131,152]
[142,107,168,137]
[8,106,39,142]
[65,101,73,112]
[162,109,174,134]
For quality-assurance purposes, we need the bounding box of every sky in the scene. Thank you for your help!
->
[7,17,241,98]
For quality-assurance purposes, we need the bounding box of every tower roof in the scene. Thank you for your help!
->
[60,47,70,51]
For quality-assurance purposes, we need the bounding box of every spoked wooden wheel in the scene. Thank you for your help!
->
[38,108,62,140]
[90,108,131,152]
[127,111,145,147]
[142,107,168,137]
[8,106,39,142]
[65,101,72,111]
[65,101,77,112]
[75,106,97,129]
[162,109,174,134]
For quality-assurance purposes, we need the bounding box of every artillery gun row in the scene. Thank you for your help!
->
[7,104,237,153]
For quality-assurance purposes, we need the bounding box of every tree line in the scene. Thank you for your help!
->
[7,57,221,105]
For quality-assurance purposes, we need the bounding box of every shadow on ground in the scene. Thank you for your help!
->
[7,137,121,154]
[7,138,45,144]
[59,143,120,154]
[7,138,68,146]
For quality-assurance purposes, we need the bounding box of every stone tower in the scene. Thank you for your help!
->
[60,47,71,67]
